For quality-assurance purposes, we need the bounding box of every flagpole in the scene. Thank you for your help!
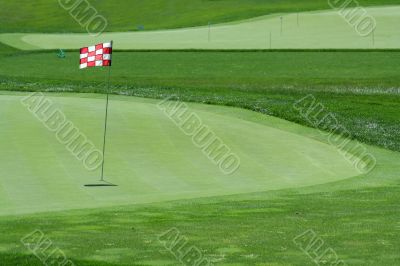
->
[100,42,112,182]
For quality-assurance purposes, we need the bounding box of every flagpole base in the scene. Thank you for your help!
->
[84,180,118,187]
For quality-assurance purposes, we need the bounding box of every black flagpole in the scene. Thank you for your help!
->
[100,65,111,182]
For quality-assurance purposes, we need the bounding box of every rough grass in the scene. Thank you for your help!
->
[0,0,400,33]
[2,50,400,88]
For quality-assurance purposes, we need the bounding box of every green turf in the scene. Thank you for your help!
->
[0,93,363,216]
[0,144,399,265]
[0,42,18,55]
[1,2,400,264]
[1,50,399,153]
[0,0,398,34]
[2,6,399,50]
[0,92,399,265]
[1,50,400,88]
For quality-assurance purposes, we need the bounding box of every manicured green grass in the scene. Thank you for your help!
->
[1,50,399,265]
[1,1,400,261]
[2,92,397,265]
[2,50,400,88]
[0,164,399,265]
[0,42,18,55]
[2,6,400,50]
[1,50,399,152]
[0,93,361,216]
[1,0,399,33]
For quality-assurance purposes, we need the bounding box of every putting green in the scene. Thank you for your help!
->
[0,6,398,50]
[0,93,361,216]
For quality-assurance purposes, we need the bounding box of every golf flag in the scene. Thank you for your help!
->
[80,41,112,69]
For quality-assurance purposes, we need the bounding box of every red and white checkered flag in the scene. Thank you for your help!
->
[80,41,112,69]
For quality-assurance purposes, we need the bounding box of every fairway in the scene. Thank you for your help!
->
[0,93,360,216]
[1,6,399,50]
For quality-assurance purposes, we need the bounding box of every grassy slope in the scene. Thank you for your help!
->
[0,0,399,33]
[0,51,399,152]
